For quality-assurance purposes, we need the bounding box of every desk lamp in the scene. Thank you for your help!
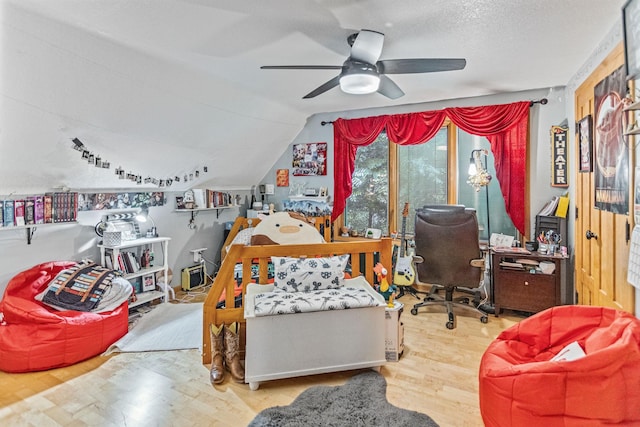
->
[135,205,157,238]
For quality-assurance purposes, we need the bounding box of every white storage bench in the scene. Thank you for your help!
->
[244,276,387,390]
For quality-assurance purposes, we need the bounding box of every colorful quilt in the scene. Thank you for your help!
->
[42,261,117,311]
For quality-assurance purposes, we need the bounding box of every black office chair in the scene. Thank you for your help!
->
[410,205,489,329]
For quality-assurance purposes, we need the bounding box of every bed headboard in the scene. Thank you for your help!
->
[203,235,392,365]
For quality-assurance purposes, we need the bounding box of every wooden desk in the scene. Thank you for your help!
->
[491,250,567,316]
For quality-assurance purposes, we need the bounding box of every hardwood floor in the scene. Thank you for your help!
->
[0,294,523,426]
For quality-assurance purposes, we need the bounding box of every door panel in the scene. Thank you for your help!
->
[574,43,634,313]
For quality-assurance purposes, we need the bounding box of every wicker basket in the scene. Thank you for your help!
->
[103,231,122,247]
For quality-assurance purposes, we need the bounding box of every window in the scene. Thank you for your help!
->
[344,133,389,234]
[343,125,516,241]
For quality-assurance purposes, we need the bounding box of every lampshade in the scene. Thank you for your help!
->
[135,207,150,223]
[135,205,157,237]
[468,156,477,175]
[339,61,380,95]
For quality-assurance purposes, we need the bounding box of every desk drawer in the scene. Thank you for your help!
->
[495,271,556,313]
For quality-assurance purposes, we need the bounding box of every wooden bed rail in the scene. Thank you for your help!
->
[202,237,392,365]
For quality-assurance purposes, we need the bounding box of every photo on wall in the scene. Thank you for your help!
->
[593,65,629,214]
[276,169,289,187]
[578,115,593,173]
[292,142,327,176]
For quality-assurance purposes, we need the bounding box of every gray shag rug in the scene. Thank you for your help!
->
[248,371,439,427]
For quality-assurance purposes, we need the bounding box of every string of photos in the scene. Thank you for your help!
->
[71,138,208,187]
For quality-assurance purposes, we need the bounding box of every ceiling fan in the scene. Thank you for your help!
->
[261,29,466,99]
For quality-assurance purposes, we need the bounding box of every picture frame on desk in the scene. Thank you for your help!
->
[142,273,156,292]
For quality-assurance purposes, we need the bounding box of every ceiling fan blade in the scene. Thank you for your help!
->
[377,58,466,74]
[350,29,384,64]
[303,75,341,99]
[377,75,404,99]
[261,65,342,70]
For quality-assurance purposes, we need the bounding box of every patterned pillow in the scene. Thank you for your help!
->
[272,255,349,292]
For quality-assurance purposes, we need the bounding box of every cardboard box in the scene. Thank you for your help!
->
[385,301,404,362]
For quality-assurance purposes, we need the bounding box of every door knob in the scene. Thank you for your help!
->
[585,230,598,240]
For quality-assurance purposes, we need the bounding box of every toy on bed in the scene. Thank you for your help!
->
[373,262,396,307]
[0,261,131,373]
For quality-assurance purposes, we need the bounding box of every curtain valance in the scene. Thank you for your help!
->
[332,101,529,235]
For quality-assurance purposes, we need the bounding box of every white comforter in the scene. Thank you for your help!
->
[246,276,385,317]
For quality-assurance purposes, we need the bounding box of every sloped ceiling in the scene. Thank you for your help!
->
[0,0,626,194]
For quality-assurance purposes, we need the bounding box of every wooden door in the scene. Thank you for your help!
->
[574,44,634,312]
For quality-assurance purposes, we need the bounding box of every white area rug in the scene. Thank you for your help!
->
[105,303,203,354]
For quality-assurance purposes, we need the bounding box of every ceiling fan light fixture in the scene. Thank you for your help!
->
[339,60,380,94]
[339,73,380,94]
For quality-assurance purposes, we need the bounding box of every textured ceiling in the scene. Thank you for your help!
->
[0,0,626,192]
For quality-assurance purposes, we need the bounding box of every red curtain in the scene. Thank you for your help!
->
[332,101,529,235]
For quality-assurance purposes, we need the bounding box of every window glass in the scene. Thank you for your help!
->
[343,127,515,242]
[397,128,448,234]
[344,133,389,235]
[457,131,516,241]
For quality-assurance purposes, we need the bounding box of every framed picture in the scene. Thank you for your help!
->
[578,115,593,172]
[292,142,327,176]
[623,0,640,79]
[142,273,156,292]
[276,169,289,187]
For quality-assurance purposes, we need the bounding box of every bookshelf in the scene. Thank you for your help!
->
[1,192,79,244]
[98,237,171,309]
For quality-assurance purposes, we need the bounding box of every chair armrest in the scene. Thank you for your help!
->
[470,259,485,268]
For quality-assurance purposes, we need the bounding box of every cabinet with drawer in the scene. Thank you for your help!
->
[491,250,565,316]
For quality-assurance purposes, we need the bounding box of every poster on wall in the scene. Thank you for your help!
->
[276,169,289,187]
[77,192,165,211]
[292,142,327,176]
[550,126,569,187]
[593,65,629,214]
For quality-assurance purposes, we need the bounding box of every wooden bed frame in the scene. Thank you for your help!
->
[202,217,392,365]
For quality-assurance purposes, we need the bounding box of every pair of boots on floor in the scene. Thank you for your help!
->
[210,322,244,384]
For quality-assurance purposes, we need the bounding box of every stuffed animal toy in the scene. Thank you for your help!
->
[373,262,396,307]
[250,211,325,246]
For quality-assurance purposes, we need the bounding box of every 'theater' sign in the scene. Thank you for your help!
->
[551,126,569,187]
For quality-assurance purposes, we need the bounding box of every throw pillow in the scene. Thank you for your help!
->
[272,255,349,292]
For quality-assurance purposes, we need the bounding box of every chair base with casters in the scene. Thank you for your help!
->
[410,284,489,329]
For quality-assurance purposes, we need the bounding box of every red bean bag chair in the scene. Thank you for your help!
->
[0,261,129,373]
[479,305,640,427]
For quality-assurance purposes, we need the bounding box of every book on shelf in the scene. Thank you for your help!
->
[14,200,25,227]
[0,200,3,228]
[555,195,569,218]
[34,196,44,224]
[43,194,53,223]
[24,197,35,225]
[3,200,15,227]
[538,196,560,216]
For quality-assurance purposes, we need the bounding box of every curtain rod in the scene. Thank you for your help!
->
[320,98,548,126]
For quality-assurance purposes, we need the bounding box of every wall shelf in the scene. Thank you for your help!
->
[287,195,330,203]
[175,205,237,220]
[0,221,78,244]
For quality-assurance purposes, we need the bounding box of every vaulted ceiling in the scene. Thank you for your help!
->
[0,0,626,193]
